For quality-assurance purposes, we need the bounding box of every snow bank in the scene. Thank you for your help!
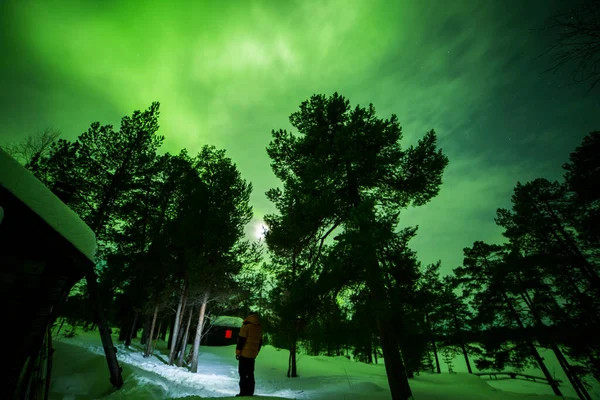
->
[49,328,592,400]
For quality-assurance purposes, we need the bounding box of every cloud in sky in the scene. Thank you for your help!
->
[1,0,597,274]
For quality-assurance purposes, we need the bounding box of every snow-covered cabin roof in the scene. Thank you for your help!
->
[211,316,243,327]
[0,148,96,262]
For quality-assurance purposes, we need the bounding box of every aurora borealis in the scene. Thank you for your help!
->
[1,0,598,274]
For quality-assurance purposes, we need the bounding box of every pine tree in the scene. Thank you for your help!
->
[116,151,193,348]
[454,241,563,396]
[31,102,164,388]
[496,176,600,382]
[265,93,448,400]
[501,247,593,400]
[167,146,253,373]
[562,131,600,262]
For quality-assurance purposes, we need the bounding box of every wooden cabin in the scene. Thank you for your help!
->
[0,149,120,399]
[203,316,243,346]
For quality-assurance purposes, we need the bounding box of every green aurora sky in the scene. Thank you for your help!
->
[1,0,598,275]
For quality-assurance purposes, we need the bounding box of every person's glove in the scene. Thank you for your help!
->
[236,349,241,360]
[236,355,240,361]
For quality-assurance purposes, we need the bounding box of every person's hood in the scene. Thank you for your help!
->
[243,314,260,325]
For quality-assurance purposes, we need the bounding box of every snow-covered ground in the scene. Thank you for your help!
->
[49,328,599,400]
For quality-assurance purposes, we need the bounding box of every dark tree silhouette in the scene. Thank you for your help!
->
[543,0,600,93]
[265,93,448,400]
[454,242,563,397]
[1,128,60,166]
[563,131,600,249]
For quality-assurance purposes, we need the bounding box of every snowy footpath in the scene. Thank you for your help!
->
[49,330,592,400]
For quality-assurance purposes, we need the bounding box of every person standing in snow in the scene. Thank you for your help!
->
[235,313,263,397]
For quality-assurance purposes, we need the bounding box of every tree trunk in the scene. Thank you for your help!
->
[363,237,413,399]
[174,305,190,362]
[553,342,592,400]
[141,316,150,345]
[174,319,186,361]
[177,306,194,367]
[86,272,123,389]
[125,312,138,347]
[288,340,298,378]
[151,320,162,357]
[191,293,209,373]
[377,317,414,400]
[459,341,472,374]
[425,313,441,374]
[519,288,591,400]
[44,323,53,400]
[55,318,66,337]
[167,314,176,350]
[169,282,187,365]
[451,308,472,374]
[144,305,159,357]
[291,342,297,377]
[503,292,562,397]
[432,340,441,374]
